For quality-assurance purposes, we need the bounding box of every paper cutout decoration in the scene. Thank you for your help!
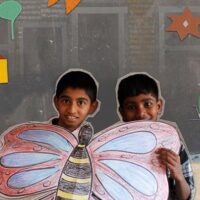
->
[198,95,200,114]
[166,7,200,40]
[192,95,200,120]
[0,55,8,83]
[0,0,22,40]
[0,121,180,200]
[48,0,80,15]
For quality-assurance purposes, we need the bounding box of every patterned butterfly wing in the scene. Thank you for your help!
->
[0,123,77,199]
[87,121,181,200]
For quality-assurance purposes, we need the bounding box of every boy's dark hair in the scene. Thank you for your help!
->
[55,71,97,102]
[117,73,159,108]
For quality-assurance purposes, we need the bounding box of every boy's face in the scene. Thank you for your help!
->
[119,93,163,122]
[54,87,98,132]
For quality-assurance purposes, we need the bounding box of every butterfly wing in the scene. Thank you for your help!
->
[0,123,77,199]
[88,121,180,200]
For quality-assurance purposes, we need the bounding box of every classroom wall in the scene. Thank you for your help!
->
[0,0,200,156]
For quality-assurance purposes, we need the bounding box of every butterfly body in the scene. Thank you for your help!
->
[0,121,180,200]
[56,125,93,200]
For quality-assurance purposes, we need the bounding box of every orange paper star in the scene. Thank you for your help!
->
[48,0,80,14]
[166,7,200,40]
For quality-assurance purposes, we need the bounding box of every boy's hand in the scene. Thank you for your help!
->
[156,148,184,182]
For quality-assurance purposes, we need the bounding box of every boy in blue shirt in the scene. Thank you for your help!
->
[116,73,195,200]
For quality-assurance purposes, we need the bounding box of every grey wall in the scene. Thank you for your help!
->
[0,0,199,154]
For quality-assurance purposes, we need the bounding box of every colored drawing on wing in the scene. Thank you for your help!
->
[48,0,80,15]
[0,0,22,40]
[0,55,8,83]
[0,121,180,200]
[166,7,200,40]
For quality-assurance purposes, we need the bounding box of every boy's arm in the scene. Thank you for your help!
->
[156,144,195,200]
[178,144,195,200]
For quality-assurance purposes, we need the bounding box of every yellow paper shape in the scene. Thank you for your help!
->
[0,55,8,83]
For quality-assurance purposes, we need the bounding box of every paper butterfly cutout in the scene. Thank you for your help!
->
[48,0,80,15]
[0,121,180,200]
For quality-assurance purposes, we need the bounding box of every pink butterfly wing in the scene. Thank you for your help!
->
[0,123,77,198]
[88,121,181,200]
